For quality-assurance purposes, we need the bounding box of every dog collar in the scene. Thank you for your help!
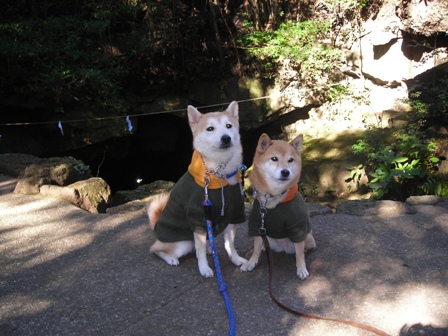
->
[254,185,298,204]
[225,163,247,179]
[188,150,242,189]
[225,169,238,179]
[280,185,298,203]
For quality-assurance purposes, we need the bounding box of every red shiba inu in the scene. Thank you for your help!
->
[241,133,316,280]
[148,101,247,277]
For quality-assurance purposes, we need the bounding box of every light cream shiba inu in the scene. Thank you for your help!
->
[148,101,248,278]
[241,133,316,280]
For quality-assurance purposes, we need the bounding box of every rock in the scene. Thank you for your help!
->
[6,156,109,213]
[307,203,333,217]
[384,109,411,128]
[405,195,446,206]
[435,139,448,174]
[66,178,111,213]
[336,200,416,216]
[0,153,42,177]
[107,180,175,216]
[397,0,448,36]
[343,0,448,88]
[14,175,50,194]
[106,199,150,216]
[40,184,80,204]
[111,180,175,207]
[41,177,111,213]
[298,131,370,200]
[13,157,92,195]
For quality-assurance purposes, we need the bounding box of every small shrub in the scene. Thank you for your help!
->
[349,127,446,200]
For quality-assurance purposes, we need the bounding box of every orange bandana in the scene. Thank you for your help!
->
[280,185,298,204]
[188,150,241,189]
[254,184,298,204]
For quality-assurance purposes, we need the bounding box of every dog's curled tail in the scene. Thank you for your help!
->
[148,192,170,230]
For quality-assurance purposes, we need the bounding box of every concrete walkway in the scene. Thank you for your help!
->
[1,175,447,336]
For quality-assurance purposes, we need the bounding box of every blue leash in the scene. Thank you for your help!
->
[203,198,236,336]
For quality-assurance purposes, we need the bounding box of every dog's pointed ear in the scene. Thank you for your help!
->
[290,134,303,153]
[226,101,239,120]
[257,133,271,153]
[187,105,202,129]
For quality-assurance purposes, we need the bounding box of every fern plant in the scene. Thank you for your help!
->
[349,128,445,200]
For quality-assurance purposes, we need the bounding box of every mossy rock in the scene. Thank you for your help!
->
[111,180,175,207]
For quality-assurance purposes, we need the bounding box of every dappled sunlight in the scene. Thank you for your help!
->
[435,215,448,231]
[1,201,95,274]
[298,131,369,198]
[360,283,448,331]
[1,293,53,321]
[116,221,150,247]
[290,321,366,336]
[297,275,334,308]
[319,169,352,191]
[1,195,62,216]
[4,228,94,272]
[274,210,448,336]
[0,189,155,332]
[289,263,447,335]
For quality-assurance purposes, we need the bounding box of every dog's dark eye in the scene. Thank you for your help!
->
[288,158,294,163]
[226,124,232,129]
[271,157,278,162]
[206,126,214,131]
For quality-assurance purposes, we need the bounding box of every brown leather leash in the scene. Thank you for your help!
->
[261,235,391,336]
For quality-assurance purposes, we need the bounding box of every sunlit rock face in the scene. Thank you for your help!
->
[397,0,448,36]
[343,0,448,87]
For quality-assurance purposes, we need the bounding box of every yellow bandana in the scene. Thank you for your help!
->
[188,150,241,189]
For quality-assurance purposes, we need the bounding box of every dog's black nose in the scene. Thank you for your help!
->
[281,169,290,178]
[221,135,231,144]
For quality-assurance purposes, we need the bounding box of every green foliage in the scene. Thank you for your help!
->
[402,38,448,128]
[353,63,448,200]
[0,9,130,114]
[0,0,243,117]
[406,76,448,128]
[327,84,349,102]
[238,19,342,79]
[322,0,367,10]
[350,127,446,200]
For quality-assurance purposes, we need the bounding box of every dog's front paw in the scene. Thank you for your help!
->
[166,258,180,266]
[157,253,180,266]
[231,255,248,267]
[199,264,214,278]
[297,267,309,280]
[240,261,256,272]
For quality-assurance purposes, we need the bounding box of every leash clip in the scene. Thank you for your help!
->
[203,175,214,219]
[204,175,210,201]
